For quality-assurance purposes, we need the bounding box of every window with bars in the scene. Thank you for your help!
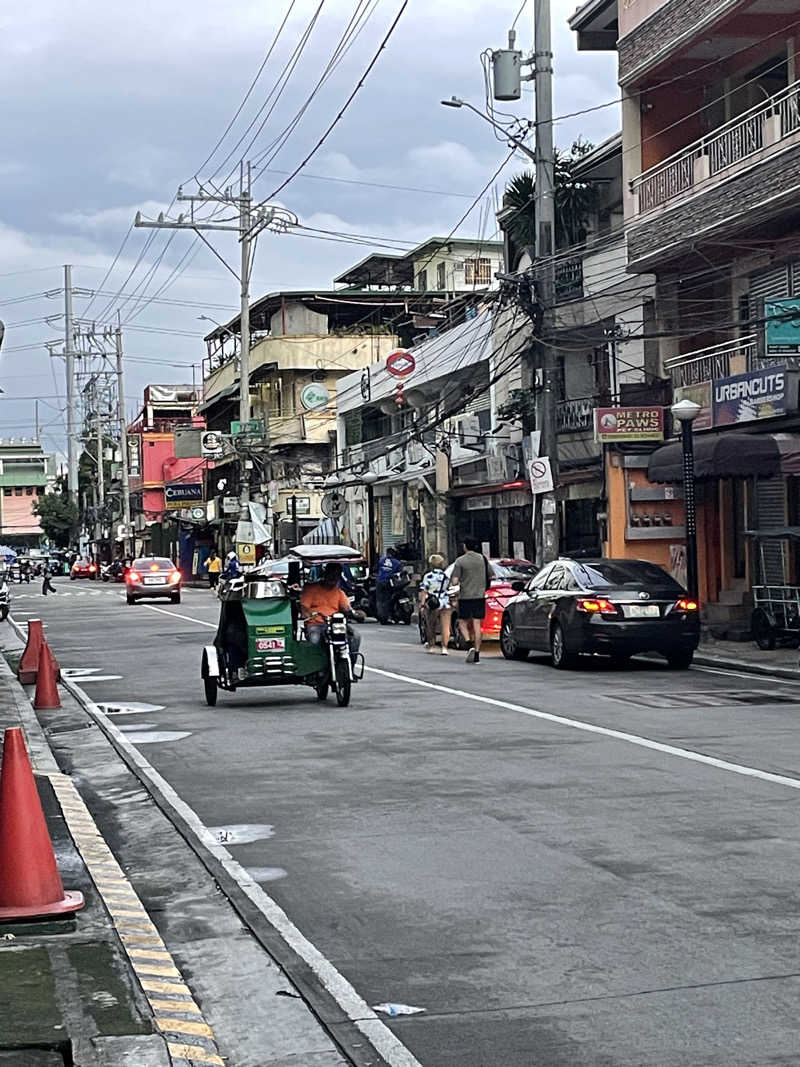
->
[416,269,428,291]
[465,258,491,285]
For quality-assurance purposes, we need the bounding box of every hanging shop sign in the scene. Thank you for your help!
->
[594,406,664,442]
[765,296,800,354]
[712,366,791,426]
[164,482,204,510]
[222,496,240,515]
[464,495,494,511]
[237,542,256,565]
[386,349,416,378]
[300,382,330,411]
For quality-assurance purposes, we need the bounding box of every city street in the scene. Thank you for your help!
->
[17,581,800,1066]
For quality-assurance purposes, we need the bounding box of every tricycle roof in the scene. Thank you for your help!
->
[286,544,365,563]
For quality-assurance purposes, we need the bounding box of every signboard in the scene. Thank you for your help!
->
[386,349,416,378]
[594,406,664,442]
[360,367,371,401]
[165,482,204,510]
[321,492,345,519]
[222,496,240,515]
[201,430,224,457]
[528,456,554,495]
[300,382,330,412]
[230,419,264,436]
[712,366,787,426]
[190,506,206,521]
[174,428,203,459]
[292,496,311,515]
[464,495,493,510]
[237,542,256,565]
[765,297,800,354]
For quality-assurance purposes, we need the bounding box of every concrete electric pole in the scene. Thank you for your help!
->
[533,0,559,565]
[135,164,296,554]
[64,265,79,514]
[115,323,132,559]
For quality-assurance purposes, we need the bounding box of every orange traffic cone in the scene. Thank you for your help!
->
[33,644,61,711]
[17,619,44,685]
[0,727,84,920]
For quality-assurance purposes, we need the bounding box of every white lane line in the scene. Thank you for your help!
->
[143,604,216,628]
[139,603,800,793]
[367,666,800,793]
[60,671,423,1067]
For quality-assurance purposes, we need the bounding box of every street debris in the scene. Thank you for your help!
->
[372,1003,426,1017]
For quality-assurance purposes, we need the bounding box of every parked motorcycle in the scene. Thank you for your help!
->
[384,569,413,625]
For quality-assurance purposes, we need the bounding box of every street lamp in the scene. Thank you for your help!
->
[440,98,536,162]
[670,398,702,601]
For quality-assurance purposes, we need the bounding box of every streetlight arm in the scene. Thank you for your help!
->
[440,98,536,162]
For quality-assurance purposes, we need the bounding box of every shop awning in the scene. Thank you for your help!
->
[647,432,781,482]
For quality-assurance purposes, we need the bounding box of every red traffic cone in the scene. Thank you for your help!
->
[33,644,61,711]
[18,619,44,685]
[0,727,84,920]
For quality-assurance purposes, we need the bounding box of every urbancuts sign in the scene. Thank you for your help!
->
[165,482,204,509]
[712,367,788,426]
[594,406,664,442]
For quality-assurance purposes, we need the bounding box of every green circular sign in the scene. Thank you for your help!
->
[300,382,330,411]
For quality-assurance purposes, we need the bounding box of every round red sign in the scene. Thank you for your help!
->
[386,349,416,378]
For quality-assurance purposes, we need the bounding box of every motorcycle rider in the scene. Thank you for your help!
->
[300,562,361,661]
[375,546,401,624]
[222,551,241,580]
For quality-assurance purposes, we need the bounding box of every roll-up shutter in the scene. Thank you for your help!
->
[755,477,787,583]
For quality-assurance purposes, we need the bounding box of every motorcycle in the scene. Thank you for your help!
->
[385,568,413,625]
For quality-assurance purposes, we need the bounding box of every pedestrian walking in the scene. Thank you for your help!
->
[205,549,222,592]
[375,546,401,624]
[42,571,56,596]
[450,537,492,663]
[419,553,453,654]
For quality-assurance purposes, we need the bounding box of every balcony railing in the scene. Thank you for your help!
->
[557,396,598,433]
[632,79,800,214]
[664,335,758,387]
[555,256,584,301]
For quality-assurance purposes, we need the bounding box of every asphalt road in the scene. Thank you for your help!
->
[19,579,800,1066]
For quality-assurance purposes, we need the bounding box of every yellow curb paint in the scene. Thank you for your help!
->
[136,962,182,978]
[167,1043,224,1065]
[128,948,172,961]
[140,979,192,996]
[148,998,202,1015]
[156,1018,215,1039]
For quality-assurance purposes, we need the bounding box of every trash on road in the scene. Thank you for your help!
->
[372,1003,426,1017]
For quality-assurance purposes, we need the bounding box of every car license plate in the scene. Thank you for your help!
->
[256,637,285,652]
[625,603,660,618]
[143,576,166,585]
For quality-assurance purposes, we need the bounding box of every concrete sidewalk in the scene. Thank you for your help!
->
[0,650,172,1067]
[696,635,800,679]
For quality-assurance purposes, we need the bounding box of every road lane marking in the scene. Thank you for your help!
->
[139,603,800,792]
[61,659,425,1067]
[47,773,224,1067]
[367,666,800,792]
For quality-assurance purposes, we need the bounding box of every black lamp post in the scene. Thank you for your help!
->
[670,398,702,600]
[361,470,378,567]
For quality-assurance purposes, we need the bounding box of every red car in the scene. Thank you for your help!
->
[70,558,98,580]
[447,558,538,640]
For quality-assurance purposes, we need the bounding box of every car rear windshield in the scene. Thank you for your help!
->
[132,558,173,571]
[572,560,683,594]
[492,562,537,579]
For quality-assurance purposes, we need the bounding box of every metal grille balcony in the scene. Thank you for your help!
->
[555,256,584,301]
[632,79,800,214]
[557,396,597,433]
[664,335,758,387]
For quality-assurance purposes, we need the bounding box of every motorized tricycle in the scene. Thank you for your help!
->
[201,544,365,708]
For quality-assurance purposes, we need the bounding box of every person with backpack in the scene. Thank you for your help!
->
[450,537,492,663]
[419,553,453,655]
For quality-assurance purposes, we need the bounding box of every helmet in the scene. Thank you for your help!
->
[226,551,236,561]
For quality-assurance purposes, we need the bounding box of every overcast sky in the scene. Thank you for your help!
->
[0,0,618,456]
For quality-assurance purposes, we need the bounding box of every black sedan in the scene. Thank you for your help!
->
[500,558,700,670]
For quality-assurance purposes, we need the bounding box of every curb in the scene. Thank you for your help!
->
[8,611,422,1067]
[694,651,800,681]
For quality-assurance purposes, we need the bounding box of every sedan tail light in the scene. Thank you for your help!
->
[128,571,142,583]
[674,598,699,612]
[576,597,618,616]
[168,570,181,585]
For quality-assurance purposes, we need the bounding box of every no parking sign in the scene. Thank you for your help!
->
[527,456,553,495]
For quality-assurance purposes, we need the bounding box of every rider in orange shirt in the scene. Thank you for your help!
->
[300,562,361,659]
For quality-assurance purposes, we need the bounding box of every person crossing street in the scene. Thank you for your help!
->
[450,538,492,664]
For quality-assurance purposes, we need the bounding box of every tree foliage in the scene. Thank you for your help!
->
[503,139,597,261]
[33,478,77,548]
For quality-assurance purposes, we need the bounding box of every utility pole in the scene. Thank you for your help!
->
[95,389,105,547]
[64,265,79,522]
[533,0,559,565]
[115,323,132,559]
[135,165,296,557]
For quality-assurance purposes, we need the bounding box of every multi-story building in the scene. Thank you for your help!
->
[200,237,501,553]
[128,385,206,568]
[572,0,800,636]
[0,439,55,548]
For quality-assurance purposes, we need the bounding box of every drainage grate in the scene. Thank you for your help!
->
[615,690,799,709]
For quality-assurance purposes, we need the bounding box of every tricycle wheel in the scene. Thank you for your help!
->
[752,609,776,651]
[334,659,351,707]
[315,682,329,701]
[203,675,218,707]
